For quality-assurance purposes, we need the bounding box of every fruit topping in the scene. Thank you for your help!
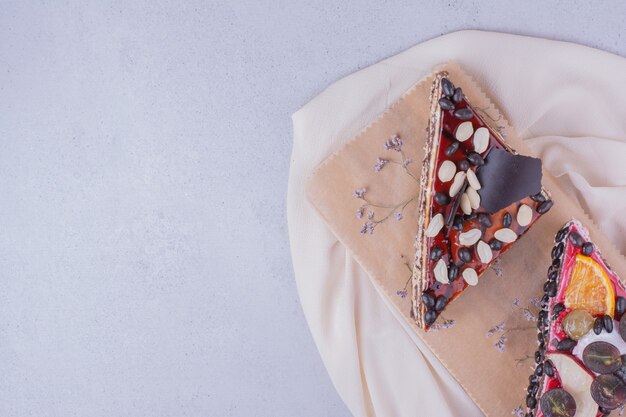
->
[590,374,626,410]
[562,309,594,341]
[540,388,577,417]
[564,254,615,316]
[582,341,622,374]
[546,353,597,417]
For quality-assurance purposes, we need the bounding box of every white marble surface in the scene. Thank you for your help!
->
[0,2,625,416]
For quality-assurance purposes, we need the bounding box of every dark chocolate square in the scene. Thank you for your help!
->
[476,148,543,214]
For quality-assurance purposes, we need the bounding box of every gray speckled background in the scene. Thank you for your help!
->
[0,1,624,416]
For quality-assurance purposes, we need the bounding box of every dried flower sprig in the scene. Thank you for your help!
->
[511,405,524,417]
[353,134,420,235]
[485,297,537,353]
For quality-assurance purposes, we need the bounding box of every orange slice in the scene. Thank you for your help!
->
[564,254,615,316]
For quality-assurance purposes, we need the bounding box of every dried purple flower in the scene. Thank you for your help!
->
[384,134,403,152]
[352,188,367,199]
[396,290,407,298]
[360,222,375,235]
[367,210,375,220]
[489,257,503,277]
[394,212,403,221]
[374,158,388,172]
[430,318,456,331]
[529,297,541,309]
[512,298,520,307]
[402,158,412,167]
[523,309,537,322]
[495,335,507,352]
[511,405,524,417]
[356,206,364,219]
[486,322,505,337]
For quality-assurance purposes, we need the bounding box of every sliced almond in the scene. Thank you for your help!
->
[517,204,533,227]
[425,213,444,237]
[462,267,478,286]
[459,228,481,246]
[448,171,466,197]
[437,160,456,182]
[434,258,449,284]
[494,228,518,243]
[460,193,471,215]
[466,169,481,190]
[466,187,480,210]
[476,240,493,264]
[473,127,489,153]
[455,121,474,142]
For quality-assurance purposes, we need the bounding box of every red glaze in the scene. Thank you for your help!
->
[424,96,546,316]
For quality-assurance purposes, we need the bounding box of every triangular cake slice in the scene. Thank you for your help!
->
[525,220,626,417]
[412,73,553,330]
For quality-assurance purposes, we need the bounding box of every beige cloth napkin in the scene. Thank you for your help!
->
[287,30,626,417]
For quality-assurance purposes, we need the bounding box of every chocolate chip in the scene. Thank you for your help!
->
[551,258,560,269]
[453,108,473,120]
[424,310,437,325]
[526,395,537,409]
[556,338,577,351]
[502,212,512,227]
[536,199,553,214]
[464,212,477,221]
[568,231,583,247]
[435,192,451,206]
[467,152,484,166]
[441,78,455,97]
[548,268,558,281]
[452,87,463,103]
[553,303,565,317]
[546,282,557,297]
[421,293,435,308]
[445,141,460,157]
[478,213,492,227]
[556,227,569,242]
[448,264,459,282]
[535,363,544,377]
[489,239,502,251]
[552,243,564,259]
[452,215,464,231]
[458,247,472,263]
[538,310,547,327]
[435,296,448,312]
[531,193,546,203]
[438,98,455,110]
[430,246,443,261]
[541,294,550,308]
[457,159,470,171]
[544,360,554,377]
[528,383,538,396]
[594,317,603,335]
[582,242,594,256]
[604,315,614,333]
[617,297,626,319]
